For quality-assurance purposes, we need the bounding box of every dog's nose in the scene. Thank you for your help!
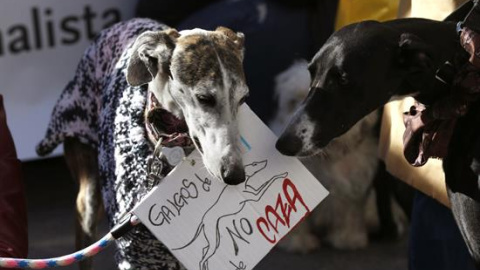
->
[221,165,245,185]
[275,133,303,156]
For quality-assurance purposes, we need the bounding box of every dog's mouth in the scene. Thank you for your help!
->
[192,136,203,154]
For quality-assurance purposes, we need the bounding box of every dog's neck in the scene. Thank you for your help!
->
[388,19,464,104]
[148,77,183,119]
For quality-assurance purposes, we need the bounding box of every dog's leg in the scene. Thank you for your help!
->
[64,138,102,270]
[277,214,320,253]
[372,160,410,239]
[443,106,480,268]
[321,142,377,250]
[326,194,369,250]
[444,156,480,267]
[447,190,480,268]
[199,225,220,270]
[372,162,396,238]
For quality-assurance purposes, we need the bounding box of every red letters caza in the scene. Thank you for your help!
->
[256,178,310,244]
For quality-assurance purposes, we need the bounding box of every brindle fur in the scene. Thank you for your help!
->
[66,25,248,270]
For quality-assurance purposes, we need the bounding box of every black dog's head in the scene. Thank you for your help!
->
[276,19,448,156]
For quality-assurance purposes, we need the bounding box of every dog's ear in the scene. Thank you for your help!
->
[127,28,180,86]
[397,33,434,71]
[215,26,245,50]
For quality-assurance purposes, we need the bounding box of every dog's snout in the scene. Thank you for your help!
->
[276,133,303,156]
[221,165,245,185]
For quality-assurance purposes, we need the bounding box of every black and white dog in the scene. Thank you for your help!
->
[269,61,407,251]
[276,13,480,268]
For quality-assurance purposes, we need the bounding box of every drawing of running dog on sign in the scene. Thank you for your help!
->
[173,159,288,270]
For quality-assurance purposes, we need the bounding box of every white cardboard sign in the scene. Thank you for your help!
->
[133,105,329,270]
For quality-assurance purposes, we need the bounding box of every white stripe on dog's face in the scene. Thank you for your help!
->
[167,28,248,185]
[295,113,316,153]
[275,103,325,157]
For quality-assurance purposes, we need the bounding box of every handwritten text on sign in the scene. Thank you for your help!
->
[133,105,329,270]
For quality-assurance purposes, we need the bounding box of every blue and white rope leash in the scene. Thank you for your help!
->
[0,214,140,269]
[2,115,193,268]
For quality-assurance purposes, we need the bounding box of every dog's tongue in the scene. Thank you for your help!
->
[403,103,456,167]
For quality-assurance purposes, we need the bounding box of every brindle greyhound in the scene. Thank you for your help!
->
[55,22,249,269]
[276,5,480,268]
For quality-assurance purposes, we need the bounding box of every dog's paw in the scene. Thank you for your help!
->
[277,232,320,253]
[325,231,368,250]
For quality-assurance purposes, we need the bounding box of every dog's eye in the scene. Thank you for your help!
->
[339,72,349,85]
[329,68,349,87]
[197,94,216,107]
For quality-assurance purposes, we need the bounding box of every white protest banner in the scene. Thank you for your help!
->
[133,105,329,270]
[0,0,137,160]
